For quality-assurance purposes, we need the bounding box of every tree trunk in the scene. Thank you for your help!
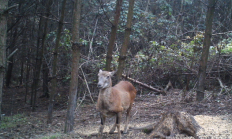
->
[0,0,8,122]
[5,55,13,86]
[31,0,52,111]
[196,0,216,101]
[19,59,24,85]
[47,0,66,124]
[41,0,52,98]
[25,53,30,103]
[42,62,49,98]
[31,16,45,109]
[64,0,82,133]
[117,0,135,81]
[105,0,123,71]
[5,29,17,87]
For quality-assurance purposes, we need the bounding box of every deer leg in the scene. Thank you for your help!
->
[98,114,106,139]
[109,115,117,134]
[124,105,132,134]
[116,112,122,139]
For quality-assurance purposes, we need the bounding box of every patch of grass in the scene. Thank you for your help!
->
[0,114,27,129]
[142,128,152,134]
[40,133,62,139]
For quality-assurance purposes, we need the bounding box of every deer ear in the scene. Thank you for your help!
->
[110,70,117,76]
[99,69,102,73]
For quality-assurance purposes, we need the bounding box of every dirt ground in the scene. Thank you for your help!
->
[1,87,232,139]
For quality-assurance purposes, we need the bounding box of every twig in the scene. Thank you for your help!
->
[212,31,232,36]
[88,17,99,59]
[7,48,18,59]
[40,15,70,24]
[217,78,231,95]
[76,91,87,109]
[0,4,18,15]
[80,67,95,104]
[132,110,137,117]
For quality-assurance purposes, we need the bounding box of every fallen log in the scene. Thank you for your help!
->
[130,111,201,139]
[122,74,166,95]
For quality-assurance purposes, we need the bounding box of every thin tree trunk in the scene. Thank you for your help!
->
[42,62,49,98]
[5,56,13,86]
[31,16,45,109]
[41,0,52,98]
[25,19,32,103]
[64,0,82,133]
[117,0,135,80]
[105,0,123,71]
[5,29,17,87]
[19,59,24,85]
[31,0,52,111]
[47,0,67,124]
[196,0,216,101]
[0,0,8,122]
[25,55,30,103]
[18,2,25,86]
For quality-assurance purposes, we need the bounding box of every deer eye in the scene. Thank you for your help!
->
[107,76,110,79]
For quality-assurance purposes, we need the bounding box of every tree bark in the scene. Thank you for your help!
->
[64,0,82,133]
[31,0,52,111]
[31,3,41,108]
[42,62,49,98]
[25,51,31,103]
[5,28,17,87]
[47,0,67,124]
[19,58,24,85]
[117,0,135,81]
[196,0,216,101]
[0,0,8,122]
[41,0,52,98]
[105,0,123,71]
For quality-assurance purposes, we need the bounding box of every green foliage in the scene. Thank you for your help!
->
[0,114,27,129]
[131,32,205,80]
[219,35,232,54]
[47,29,89,50]
[60,29,72,49]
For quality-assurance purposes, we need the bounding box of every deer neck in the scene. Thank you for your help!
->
[100,86,111,95]
[99,79,112,101]
[99,86,112,103]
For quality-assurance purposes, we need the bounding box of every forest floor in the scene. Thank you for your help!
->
[1,86,232,139]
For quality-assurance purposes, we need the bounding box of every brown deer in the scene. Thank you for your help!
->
[96,69,137,139]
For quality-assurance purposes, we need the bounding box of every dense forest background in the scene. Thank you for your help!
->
[4,0,232,95]
[0,0,232,138]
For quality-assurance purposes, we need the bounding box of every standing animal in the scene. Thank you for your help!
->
[96,69,137,139]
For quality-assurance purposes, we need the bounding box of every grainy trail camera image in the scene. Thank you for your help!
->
[1,0,232,138]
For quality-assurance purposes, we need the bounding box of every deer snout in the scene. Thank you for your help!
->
[97,84,103,88]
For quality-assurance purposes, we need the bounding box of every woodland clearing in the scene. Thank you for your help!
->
[1,87,232,139]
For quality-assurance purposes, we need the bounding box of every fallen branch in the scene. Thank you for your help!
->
[121,74,166,95]
[217,78,231,95]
